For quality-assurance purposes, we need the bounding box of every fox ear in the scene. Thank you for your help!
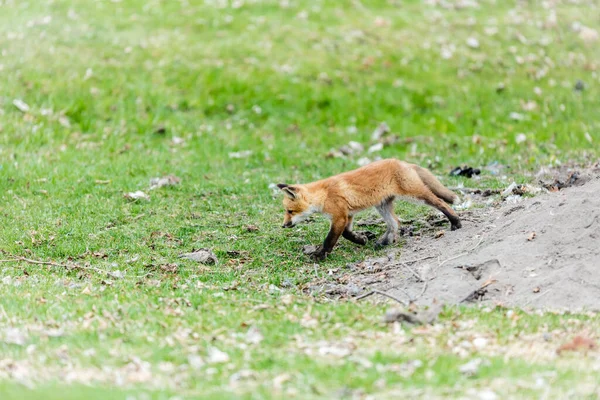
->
[277,183,298,199]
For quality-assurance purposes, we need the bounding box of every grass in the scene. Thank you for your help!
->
[1,0,600,398]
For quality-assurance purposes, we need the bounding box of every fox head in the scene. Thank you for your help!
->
[277,183,314,228]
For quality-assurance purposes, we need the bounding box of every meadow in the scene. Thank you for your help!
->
[1,0,599,398]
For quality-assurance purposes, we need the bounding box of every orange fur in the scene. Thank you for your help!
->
[277,159,461,260]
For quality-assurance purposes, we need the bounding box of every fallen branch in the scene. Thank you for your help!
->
[402,255,437,265]
[414,280,429,301]
[356,289,409,306]
[438,236,484,268]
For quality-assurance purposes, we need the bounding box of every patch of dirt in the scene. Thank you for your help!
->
[309,164,600,311]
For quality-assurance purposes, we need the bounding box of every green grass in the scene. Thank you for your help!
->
[1,0,599,398]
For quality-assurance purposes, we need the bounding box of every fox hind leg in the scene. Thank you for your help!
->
[342,216,368,245]
[375,198,399,247]
[417,190,462,230]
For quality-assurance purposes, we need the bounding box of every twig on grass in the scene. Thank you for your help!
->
[0,256,106,275]
[0,257,65,268]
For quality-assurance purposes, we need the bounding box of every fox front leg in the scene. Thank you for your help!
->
[312,216,347,261]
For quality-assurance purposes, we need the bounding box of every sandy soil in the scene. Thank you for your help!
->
[307,163,600,311]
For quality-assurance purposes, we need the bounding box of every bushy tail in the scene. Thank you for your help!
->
[413,165,458,204]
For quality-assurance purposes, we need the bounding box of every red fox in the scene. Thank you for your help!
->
[277,159,461,260]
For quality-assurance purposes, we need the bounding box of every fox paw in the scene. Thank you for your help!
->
[303,245,328,261]
[375,234,398,248]
[311,249,328,261]
[451,220,462,231]
[360,231,377,240]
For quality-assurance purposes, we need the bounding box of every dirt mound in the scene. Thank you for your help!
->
[309,165,600,311]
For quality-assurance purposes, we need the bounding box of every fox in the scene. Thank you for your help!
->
[277,159,461,260]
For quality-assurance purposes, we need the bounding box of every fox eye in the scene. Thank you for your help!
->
[287,210,293,215]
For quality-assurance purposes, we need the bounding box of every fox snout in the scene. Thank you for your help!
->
[282,220,294,228]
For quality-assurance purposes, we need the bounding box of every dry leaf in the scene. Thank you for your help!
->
[178,249,218,265]
[579,27,599,43]
[160,263,178,273]
[149,175,181,190]
[124,191,150,201]
[371,122,390,141]
[245,326,264,345]
[273,373,291,389]
[459,358,482,376]
[557,336,597,355]
[2,327,27,346]
[188,354,205,370]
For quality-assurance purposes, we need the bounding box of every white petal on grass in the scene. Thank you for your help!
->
[579,27,599,43]
[466,37,480,48]
[229,150,253,159]
[459,358,482,376]
[2,328,27,346]
[368,143,383,153]
[207,347,230,364]
[348,141,364,153]
[357,157,371,167]
[13,99,30,113]
[171,136,185,145]
[188,354,205,370]
[245,326,264,344]
[509,112,524,121]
